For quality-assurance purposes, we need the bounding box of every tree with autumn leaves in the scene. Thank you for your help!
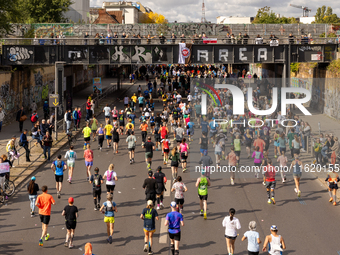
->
[140,12,168,24]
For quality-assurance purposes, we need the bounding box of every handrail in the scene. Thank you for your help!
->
[1,37,339,46]
[8,84,118,167]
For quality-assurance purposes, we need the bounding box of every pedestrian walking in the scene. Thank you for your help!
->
[99,194,117,244]
[84,144,94,181]
[90,167,104,210]
[72,108,78,131]
[16,106,26,133]
[35,185,55,246]
[51,155,67,198]
[222,208,241,255]
[19,129,30,162]
[262,225,286,254]
[195,169,211,219]
[27,176,39,217]
[141,200,159,255]
[42,131,53,161]
[64,146,77,184]
[241,221,261,255]
[0,107,5,132]
[62,197,78,248]
[165,201,184,255]
[103,164,118,196]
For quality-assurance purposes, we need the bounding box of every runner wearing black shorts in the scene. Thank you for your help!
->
[62,197,78,248]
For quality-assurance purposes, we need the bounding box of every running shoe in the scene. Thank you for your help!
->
[200,210,204,216]
[69,244,73,249]
[94,207,98,211]
[254,173,258,178]
[333,201,337,206]
[183,168,187,172]
[116,150,118,154]
[267,199,272,204]
[148,251,153,255]
[109,235,112,244]
[83,145,86,150]
[45,233,50,241]
[39,239,43,246]
[329,197,334,202]
[100,147,102,151]
[294,188,298,194]
[263,182,266,186]
[64,241,69,247]
[156,205,160,210]
[230,179,234,185]
[143,243,148,252]
[204,212,207,220]
[283,176,287,182]
[58,193,61,199]
[298,190,301,197]
[271,197,276,204]
[147,163,151,169]
[129,160,132,164]
[160,203,164,209]
[163,161,166,165]
[282,179,286,183]
[274,155,277,158]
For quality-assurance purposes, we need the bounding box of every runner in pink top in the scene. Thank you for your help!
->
[83,144,94,181]
[252,146,263,178]
[179,138,189,172]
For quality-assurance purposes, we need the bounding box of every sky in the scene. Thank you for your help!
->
[90,0,340,23]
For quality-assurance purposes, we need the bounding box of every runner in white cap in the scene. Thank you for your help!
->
[262,225,286,254]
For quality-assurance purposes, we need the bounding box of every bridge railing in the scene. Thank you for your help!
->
[1,37,338,46]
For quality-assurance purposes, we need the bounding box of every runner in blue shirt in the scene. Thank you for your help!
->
[209,117,218,144]
[165,201,184,255]
[51,155,67,199]
[200,118,209,134]
[138,95,145,113]
[128,111,137,125]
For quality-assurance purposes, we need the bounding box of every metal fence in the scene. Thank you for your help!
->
[1,37,339,46]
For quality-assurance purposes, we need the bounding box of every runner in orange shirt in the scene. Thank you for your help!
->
[263,159,276,205]
[139,120,148,145]
[35,185,56,246]
[253,135,266,153]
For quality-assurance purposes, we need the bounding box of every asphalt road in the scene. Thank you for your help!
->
[1,85,340,255]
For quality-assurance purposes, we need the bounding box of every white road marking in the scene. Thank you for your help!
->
[159,217,168,243]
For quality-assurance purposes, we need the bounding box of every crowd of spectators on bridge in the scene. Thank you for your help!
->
[31,31,340,46]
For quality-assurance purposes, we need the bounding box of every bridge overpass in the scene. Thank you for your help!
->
[1,41,337,66]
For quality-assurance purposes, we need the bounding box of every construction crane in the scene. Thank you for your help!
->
[290,4,312,17]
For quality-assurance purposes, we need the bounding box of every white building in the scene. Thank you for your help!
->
[217,16,254,24]
[64,0,90,23]
[102,1,141,24]
[299,17,315,24]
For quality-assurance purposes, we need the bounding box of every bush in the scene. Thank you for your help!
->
[290,62,300,73]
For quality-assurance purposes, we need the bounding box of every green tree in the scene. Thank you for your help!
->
[0,0,19,36]
[14,0,73,23]
[314,5,340,23]
[253,6,298,24]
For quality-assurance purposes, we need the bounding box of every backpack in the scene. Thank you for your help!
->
[93,174,101,188]
[31,114,37,123]
[105,201,114,212]
[255,151,261,159]
[119,114,124,121]
[56,160,63,168]
[72,110,78,119]
[106,171,113,181]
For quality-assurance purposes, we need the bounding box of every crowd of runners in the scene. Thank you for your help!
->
[19,65,340,255]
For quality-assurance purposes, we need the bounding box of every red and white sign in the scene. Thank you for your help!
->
[311,54,321,61]
[203,38,217,44]
[182,47,190,58]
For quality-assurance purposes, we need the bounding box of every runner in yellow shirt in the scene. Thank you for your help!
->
[82,122,92,150]
[104,121,113,148]
[131,94,137,112]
